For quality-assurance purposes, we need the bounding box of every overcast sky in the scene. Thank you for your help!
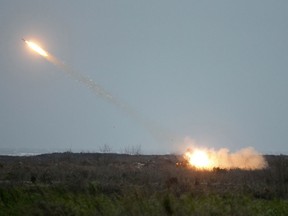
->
[0,1,287,154]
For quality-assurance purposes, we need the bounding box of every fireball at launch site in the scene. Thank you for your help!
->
[182,138,267,170]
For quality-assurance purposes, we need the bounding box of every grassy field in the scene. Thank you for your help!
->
[0,153,288,215]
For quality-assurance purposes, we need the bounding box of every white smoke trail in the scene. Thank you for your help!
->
[24,40,129,110]
[47,55,118,105]
[46,54,173,145]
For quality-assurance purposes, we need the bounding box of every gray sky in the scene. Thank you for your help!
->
[0,0,287,154]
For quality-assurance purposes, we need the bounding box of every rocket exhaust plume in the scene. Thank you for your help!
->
[22,39,170,144]
[183,138,267,170]
[22,39,116,104]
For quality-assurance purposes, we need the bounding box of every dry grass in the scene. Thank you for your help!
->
[0,153,288,215]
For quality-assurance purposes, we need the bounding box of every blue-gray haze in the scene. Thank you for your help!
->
[0,1,287,154]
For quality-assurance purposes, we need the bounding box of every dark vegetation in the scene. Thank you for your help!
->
[0,153,288,215]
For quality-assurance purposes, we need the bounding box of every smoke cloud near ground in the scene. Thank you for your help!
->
[184,137,267,170]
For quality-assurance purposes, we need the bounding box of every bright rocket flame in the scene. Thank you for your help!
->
[184,149,214,170]
[22,38,123,108]
[25,40,48,57]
